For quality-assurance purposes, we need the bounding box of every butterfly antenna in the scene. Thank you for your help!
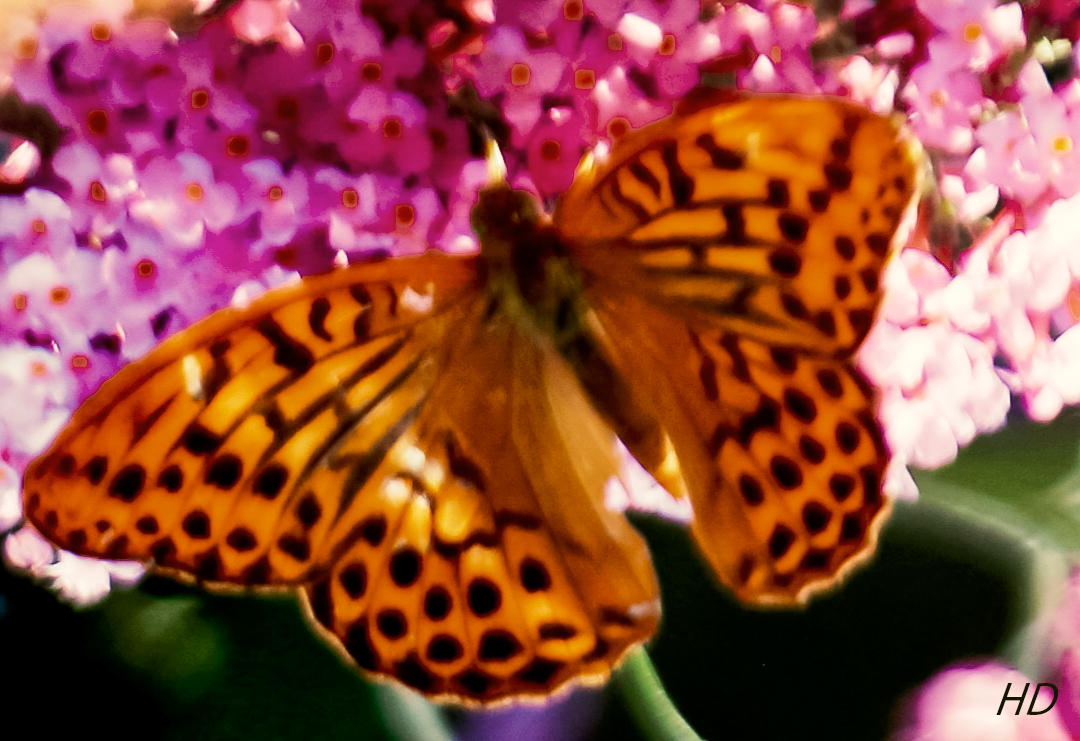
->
[483,130,507,187]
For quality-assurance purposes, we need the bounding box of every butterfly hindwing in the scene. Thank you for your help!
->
[22,253,480,586]
[583,287,889,603]
[302,300,659,702]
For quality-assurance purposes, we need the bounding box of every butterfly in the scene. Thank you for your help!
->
[21,91,919,704]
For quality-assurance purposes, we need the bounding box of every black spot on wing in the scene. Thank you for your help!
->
[255,317,315,373]
[308,297,333,341]
[660,140,694,205]
[696,132,743,170]
[628,160,662,197]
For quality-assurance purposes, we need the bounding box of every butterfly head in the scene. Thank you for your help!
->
[471,184,542,253]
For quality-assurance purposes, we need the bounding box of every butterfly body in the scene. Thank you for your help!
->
[22,93,919,704]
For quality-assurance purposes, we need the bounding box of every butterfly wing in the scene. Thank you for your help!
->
[23,250,659,702]
[23,252,480,585]
[554,94,920,605]
[302,298,659,703]
[556,93,919,354]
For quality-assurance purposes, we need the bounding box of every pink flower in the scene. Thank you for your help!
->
[526,107,587,198]
[827,55,901,115]
[472,26,567,140]
[3,525,55,577]
[976,112,1048,204]
[902,50,987,154]
[309,168,419,255]
[43,548,144,607]
[0,188,77,264]
[606,443,693,522]
[128,152,240,251]
[859,248,1011,496]
[0,343,75,461]
[228,0,304,52]
[719,0,818,93]
[51,141,136,240]
[344,87,433,175]
[895,663,1070,741]
[923,2,1025,72]
[238,158,310,257]
[0,461,21,533]
[1,250,114,353]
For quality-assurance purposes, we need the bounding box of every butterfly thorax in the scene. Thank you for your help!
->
[472,184,586,347]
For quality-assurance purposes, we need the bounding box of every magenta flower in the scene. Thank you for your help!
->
[0,188,77,264]
[51,141,136,240]
[227,0,304,52]
[473,25,568,140]
[237,157,310,257]
[902,48,987,154]
[922,2,1025,72]
[128,152,240,251]
[345,86,433,175]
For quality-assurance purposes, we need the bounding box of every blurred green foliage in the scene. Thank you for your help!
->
[7,408,1078,739]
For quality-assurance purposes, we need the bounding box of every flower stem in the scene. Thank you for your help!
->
[374,683,456,741]
[615,648,705,741]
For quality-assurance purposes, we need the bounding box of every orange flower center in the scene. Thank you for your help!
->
[227,135,249,157]
[396,204,415,227]
[510,63,531,86]
[382,118,403,138]
[608,117,630,139]
[362,62,382,82]
[316,42,335,66]
[574,69,595,89]
[88,110,107,134]
[540,140,561,162]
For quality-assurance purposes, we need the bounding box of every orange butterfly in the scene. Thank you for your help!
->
[22,92,919,703]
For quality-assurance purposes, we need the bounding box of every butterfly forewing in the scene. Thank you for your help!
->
[556,94,918,604]
[556,95,919,354]
[23,253,479,585]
